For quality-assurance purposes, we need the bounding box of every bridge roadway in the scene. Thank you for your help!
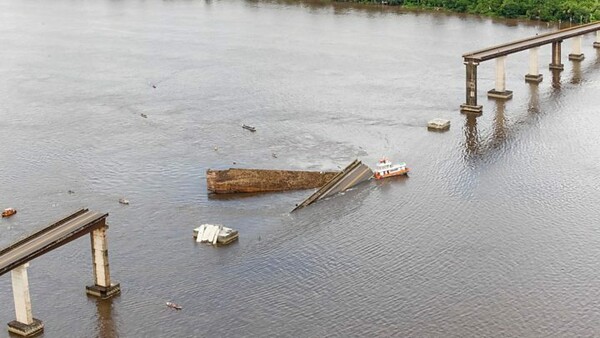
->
[463,21,600,62]
[0,209,107,277]
[292,159,373,211]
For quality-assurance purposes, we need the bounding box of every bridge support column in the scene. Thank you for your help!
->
[488,56,513,99]
[86,225,120,299]
[460,60,482,114]
[594,31,600,48]
[525,47,543,83]
[549,41,564,70]
[7,263,44,337]
[569,35,585,61]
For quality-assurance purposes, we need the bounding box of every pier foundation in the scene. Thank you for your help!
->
[460,60,482,114]
[549,41,564,70]
[7,264,44,337]
[595,31,600,48]
[86,226,120,299]
[525,47,543,83]
[568,36,585,61]
[487,56,513,99]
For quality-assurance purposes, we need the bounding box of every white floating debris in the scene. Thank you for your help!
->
[193,224,239,246]
[118,198,130,205]
[166,301,182,310]
[427,118,450,131]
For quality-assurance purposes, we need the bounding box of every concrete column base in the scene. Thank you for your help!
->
[7,318,43,337]
[568,53,585,61]
[594,42,600,48]
[86,283,121,299]
[525,74,543,83]
[460,104,483,115]
[487,89,513,100]
[549,63,564,70]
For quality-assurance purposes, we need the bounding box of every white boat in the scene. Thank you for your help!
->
[373,158,410,180]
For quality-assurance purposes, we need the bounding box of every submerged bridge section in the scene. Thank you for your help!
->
[0,209,120,337]
[461,21,600,114]
[292,159,373,211]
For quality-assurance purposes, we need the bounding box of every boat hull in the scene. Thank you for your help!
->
[373,168,410,180]
[2,209,17,218]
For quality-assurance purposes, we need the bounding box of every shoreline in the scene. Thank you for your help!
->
[275,0,596,26]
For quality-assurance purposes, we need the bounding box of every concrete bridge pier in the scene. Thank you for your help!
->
[460,60,483,114]
[525,47,543,83]
[7,263,44,337]
[487,56,513,99]
[569,36,585,61]
[549,41,564,70]
[594,31,600,48]
[85,225,120,299]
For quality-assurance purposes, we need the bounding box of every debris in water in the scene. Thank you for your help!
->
[152,85,156,89]
[242,124,256,132]
[140,113,148,118]
[272,153,278,158]
[427,118,450,131]
[214,146,218,151]
[193,224,239,245]
[118,198,130,205]
[206,168,338,194]
[68,190,75,194]
[292,159,373,212]
[166,302,182,310]
[2,208,17,218]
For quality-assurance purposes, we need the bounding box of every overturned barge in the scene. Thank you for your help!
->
[206,168,339,194]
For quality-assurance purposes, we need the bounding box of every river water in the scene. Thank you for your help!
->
[1,0,600,337]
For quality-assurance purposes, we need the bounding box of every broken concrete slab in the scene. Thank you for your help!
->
[292,159,373,212]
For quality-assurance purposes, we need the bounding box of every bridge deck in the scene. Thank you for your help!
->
[463,21,600,62]
[292,159,373,211]
[0,209,107,277]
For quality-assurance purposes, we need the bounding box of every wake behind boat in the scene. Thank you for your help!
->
[373,158,409,180]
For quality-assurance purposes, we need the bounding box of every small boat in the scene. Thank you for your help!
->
[2,208,17,218]
[373,158,410,180]
[166,302,182,310]
[242,124,256,132]
[118,198,130,205]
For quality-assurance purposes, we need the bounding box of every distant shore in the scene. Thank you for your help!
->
[320,0,600,23]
